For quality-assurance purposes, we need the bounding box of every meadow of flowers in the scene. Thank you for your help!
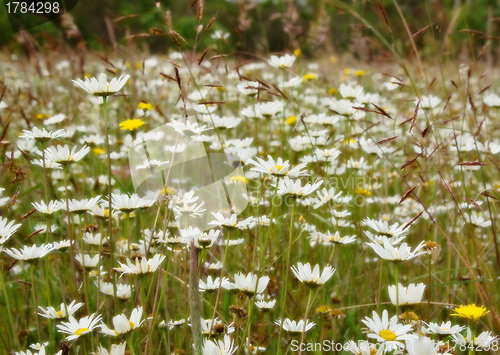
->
[1,21,500,355]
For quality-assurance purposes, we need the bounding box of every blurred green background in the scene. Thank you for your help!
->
[0,0,498,60]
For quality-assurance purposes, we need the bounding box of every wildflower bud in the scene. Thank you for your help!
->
[229,305,248,319]
[316,305,332,315]
[166,11,172,28]
[197,24,203,34]
[421,240,441,264]
[329,309,345,319]
[399,311,419,322]
[197,0,203,20]
[439,345,457,355]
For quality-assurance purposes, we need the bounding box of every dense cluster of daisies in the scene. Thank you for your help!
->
[0,49,499,355]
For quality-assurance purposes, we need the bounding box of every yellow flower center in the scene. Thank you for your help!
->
[271,165,284,172]
[129,321,135,329]
[379,329,397,341]
[56,311,63,317]
[119,119,145,131]
[74,327,89,336]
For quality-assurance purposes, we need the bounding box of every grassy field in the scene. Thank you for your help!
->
[1,2,500,355]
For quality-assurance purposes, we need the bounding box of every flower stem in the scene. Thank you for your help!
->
[298,288,315,355]
[427,254,432,323]
[258,177,280,276]
[103,96,118,314]
[209,229,231,340]
[394,263,400,317]
[30,264,42,341]
[0,266,20,349]
[188,242,203,355]
[469,323,476,355]
[377,259,383,314]
[277,198,296,355]
[63,166,78,292]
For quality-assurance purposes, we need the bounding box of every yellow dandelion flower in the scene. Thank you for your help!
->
[354,70,366,76]
[355,188,371,196]
[138,102,153,110]
[294,49,301,57]
[451,304,489,322]
[92,148,105,155]
[119,119,145,131]
[285,116,298,125]
[303,73,317,81]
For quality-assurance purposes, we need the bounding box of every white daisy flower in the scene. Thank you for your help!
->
[199,276,231,293]
[345,340,385,355]
[405,336,445,355]
[275,318,315,335]
[208,212,253,230]
[111,193,151,213]
[231,272,270,296]
[314,187,343,208]
[366,236,426,262]
[114,254,166,276]
[98,281,133,300]
[83,232,108,246]
[100,306,145,336]
[202,334,238,355]
[0,217,22,244]
[32,200,64,215]
[95,341,127,355]
[423,321,465,335]
[362,310,417,348]
[56,313,102,341]
[255,299,276,311]
[29,342,48,351]
[75,254,100,269]
[268,54,296,69]
[4,244,55,261]
[249,156,308,177]
[290,262,335,288]
[237,81,259,96]
[276,177,323,197]
[388,283,426,307]
[194,229,220,249]
[72,73,130,97]
[173,200,206,219]
[167,119,211,136]
[21,127,65,142]
[38,300,84,319]
[38,145,91,165]
[32,159,62,169]
[65,197,101,214]
[363,218,409,240]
